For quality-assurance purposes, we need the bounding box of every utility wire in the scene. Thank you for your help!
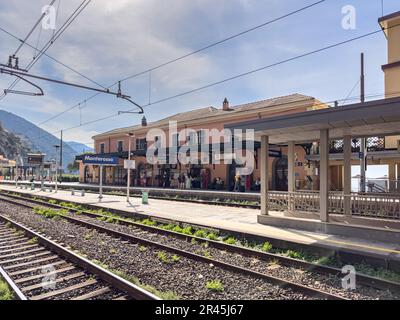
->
[119,0,327,83]
[0,24,104,89]
[0,0,92,100]
[44,89,400,139]
[13,3,400,141]
[42,21,400,137]
[14,0,56,56]
[26,0,328,129]
[341,79,360,106]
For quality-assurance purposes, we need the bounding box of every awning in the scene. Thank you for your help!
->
[226,97,400,144]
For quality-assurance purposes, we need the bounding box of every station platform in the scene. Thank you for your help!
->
[1,183,400,270]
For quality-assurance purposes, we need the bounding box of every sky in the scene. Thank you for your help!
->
[0,0,400,147]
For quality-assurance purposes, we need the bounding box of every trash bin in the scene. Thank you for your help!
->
[31,183,35,190]
[142,190,149,205]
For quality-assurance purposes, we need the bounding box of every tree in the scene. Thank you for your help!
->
[67,161,79,173]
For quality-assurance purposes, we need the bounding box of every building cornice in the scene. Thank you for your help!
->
[382,60,400,71]
[92,98,320,141]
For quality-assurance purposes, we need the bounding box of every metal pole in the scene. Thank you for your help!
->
[40,163,44,190]
[60,130,63,183]
[360,53,367,193]
[127,136,131,202]
[55,157,58,193]
[99,165,103,201]
[15,154,18,188]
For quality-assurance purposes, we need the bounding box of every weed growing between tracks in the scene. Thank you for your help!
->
[15,195,400,284]
[90,260,180,300]
[0,277,13,300]
[27,237,38,245]
[206,280,224,292]
[156,251,180,264]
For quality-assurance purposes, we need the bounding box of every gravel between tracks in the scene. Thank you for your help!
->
[2,197,400,300]
[0,201,316,300]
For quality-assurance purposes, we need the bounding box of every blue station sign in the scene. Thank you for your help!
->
[83,155,119,166]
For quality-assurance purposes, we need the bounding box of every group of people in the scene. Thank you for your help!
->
[213,177,225,190]
[177,173,191,190]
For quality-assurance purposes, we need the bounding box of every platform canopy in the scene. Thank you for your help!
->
[227,97,400,144]
[226,97,400,224]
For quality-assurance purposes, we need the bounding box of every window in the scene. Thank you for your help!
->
[188,132,197,146]
[197,130,205,145]
[136,138,147,151]
[117,141,124,153]
[172,134,179,147]
[100,143,105,154]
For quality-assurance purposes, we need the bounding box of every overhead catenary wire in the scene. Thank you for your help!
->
[0,25,105,89]
[25,0,328,129]
[29,21,400,140]
[341,78,361,106]
[13,0,56,56]
[9,3,400,144]
[0,0,93,101]
[40,89,400,141]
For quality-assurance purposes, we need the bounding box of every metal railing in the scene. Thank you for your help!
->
[329,137,386,154]
[268,190,400,220]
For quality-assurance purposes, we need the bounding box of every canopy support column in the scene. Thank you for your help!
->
[343,135,352,216]
[320,129,329,222]
[288,141,296,211]
[261,135,269,216]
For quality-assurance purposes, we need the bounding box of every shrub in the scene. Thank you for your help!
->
[205,280,224,292]
[223,237,237,245]
[0,280,13,300]
[171,255,180,263]
[285,250,304,260]
[161,224,176,231]
[141,219,157,226]
[194,229,207,238]
[181,226,193,235]
[261,241,273,252]
[156,251,170,264]
[172,225,183,233]
[33,207,60,219]
[207,233,218,241]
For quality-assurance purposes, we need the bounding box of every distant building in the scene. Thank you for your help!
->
[0,155,16,180]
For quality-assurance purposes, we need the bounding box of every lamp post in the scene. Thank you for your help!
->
[54,145,60,193]
[126,133,134,202]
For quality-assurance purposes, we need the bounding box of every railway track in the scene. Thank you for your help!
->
[0,214,159,301]
[3,191,400,299]
[1,191,399,295]
[0,193,389,300]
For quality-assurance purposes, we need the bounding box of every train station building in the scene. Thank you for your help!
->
[77,94,326,191]
[77,11,400,198]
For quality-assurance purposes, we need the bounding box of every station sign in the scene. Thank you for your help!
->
[83,155,119,166]
[269,150,282,158]
[124,160,136,170]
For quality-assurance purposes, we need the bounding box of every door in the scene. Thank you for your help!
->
[273,157,288,191]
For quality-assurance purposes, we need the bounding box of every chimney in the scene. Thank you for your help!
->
[223,97,230,111]
[141,116,147,127]
[379,11,400,98]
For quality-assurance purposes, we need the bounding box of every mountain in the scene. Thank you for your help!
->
[0,110,80,169]
[0,122,30,159]
[67,141,93,154]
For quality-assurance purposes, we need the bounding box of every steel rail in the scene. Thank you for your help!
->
[1,190,400,294]
[0,265,28,300]
[0,213,159,300]
[0,194,349,300]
